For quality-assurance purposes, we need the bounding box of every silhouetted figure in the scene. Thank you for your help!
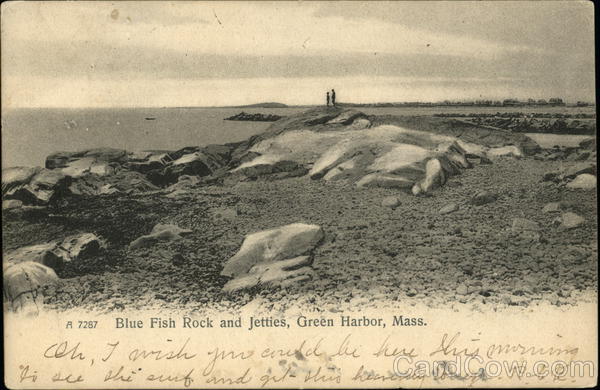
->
[326,92,330,107]
[331,89,336,106]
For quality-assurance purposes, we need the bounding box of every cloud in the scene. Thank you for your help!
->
[1,1,594,108]
[3,2,531,59]
[313,1,594,55]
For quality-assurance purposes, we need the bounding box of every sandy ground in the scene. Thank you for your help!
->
[2,156,597,314]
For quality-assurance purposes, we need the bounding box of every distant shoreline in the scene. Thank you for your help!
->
[3,101,596,111]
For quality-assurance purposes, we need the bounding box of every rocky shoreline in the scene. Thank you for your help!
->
[224,111,283,122]
[2,107,597,314]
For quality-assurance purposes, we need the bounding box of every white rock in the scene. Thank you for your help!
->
[3,261,58,314]
[221,223,323,277]
[416,158,446,194]
[322,157,358,181]
[356,173,414,189]
[368,144,430,173]
[381,196,400,209]
[488,145,523,158]
[2,199,23,210]
[129,224,192,250]
[560,212,585,229]
[4,233,106,269]
[2,167,41,194]
[61,157,113,177]
[566,174,596,190]
[439,203,459,215]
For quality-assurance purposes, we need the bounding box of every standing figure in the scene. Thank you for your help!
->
[326,91,330,107]
[331,89,336,106]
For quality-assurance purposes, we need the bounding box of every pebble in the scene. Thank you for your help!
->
[560,212,585,229]
[470,191,498,206]
[439,203,459,215]
[542,202,562,213]
[456,284,469,295]
[381,196,400,209]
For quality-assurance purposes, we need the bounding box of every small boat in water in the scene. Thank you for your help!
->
[145,117,156,120]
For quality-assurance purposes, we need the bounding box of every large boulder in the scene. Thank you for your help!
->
[238,119,481,195]
[4,233,106,270]
[221,223,323,278]
[2,166,41,194]
[2,168,69,205]
[46,151,80,169]
[3,261,58,314]
[151,146,231,186]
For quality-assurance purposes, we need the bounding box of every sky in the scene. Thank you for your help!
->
[1,1,595,108]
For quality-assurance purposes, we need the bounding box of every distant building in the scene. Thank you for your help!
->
[548,98,565,106]
[502,99,522,106]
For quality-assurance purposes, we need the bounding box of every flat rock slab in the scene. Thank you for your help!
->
[221,223,323,278]
[2,199,23,210]
[439,203,459,215]
[470,191,498,206]
[129,223,192,250]
[566,174,596,190]
[511,218,541,241]
[4,233,105,270]
[223,256,314,293]
[2,168,69,205]
[559,212,586,230]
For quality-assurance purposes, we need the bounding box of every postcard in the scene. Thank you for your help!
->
[2,1,597,388]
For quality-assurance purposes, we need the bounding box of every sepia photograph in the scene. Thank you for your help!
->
[2,1,597,388]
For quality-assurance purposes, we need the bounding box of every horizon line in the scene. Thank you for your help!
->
[3,100,597,111]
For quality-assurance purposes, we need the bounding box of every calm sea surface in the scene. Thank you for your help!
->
[2,106,595,167]
[1,107,306,167]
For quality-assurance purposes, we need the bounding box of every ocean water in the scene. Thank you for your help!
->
[524,133,594,149]
[1,107,306,167]
[2,106,595,168]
